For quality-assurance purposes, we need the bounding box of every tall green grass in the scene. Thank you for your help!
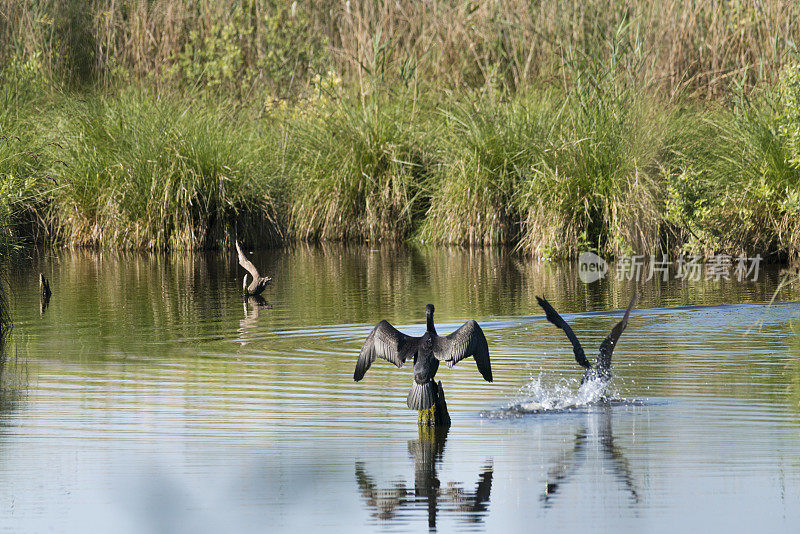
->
[516,49,671,258]
[419,93,552,246]
[47,89,285,250]
[422,30,672,258]
[1,0,800,261]
[0,55,57,250]
[0,147,48,250]
[3,55,800,260]
[666,72,800,259]
[288,91,434,243]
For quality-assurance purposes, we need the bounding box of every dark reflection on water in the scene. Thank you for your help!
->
[0,353,22,424]
[0,328,25,432]
[0,277,8,350]
[540,406,638,509]
[12,245,792,345]
[355,427,493,530]
[239,295,271,346]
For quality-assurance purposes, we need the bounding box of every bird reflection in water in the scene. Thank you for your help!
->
[355,427,493,530]
[238,295,271,346]
[541,406,639,508]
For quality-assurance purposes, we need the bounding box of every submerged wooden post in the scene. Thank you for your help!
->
[39,273,51,299]
[418,381,451,428]
[39,273,51,315]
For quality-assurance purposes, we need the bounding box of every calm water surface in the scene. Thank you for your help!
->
[2,246,799,533]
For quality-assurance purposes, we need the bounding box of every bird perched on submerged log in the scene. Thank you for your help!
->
[536,292,638,384]
[235,240,272,297]
[354,304,492,411]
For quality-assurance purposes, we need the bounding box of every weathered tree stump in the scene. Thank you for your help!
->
[417,381,451,428]
[235,241,272,296]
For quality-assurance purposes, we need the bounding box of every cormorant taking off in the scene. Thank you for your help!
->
[354,304,492,410]
[536,292,638,384]
[235,240,272,296]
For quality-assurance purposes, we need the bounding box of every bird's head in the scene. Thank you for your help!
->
[425,304,435,331]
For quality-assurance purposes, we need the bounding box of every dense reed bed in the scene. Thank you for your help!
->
[287,90,434,243]
[2,70,800,258]
[2,0,800,259]
[47,90,285,250]
[666,74,800,261]
[2,0,798,97]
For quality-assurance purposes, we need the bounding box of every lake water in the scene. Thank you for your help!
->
[1,246,799,533]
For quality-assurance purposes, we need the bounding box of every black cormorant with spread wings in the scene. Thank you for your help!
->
[235,240,272,296]
[536,292,638,384]
[354,304,492,410]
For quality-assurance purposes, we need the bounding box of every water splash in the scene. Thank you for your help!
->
[484,374,625,418]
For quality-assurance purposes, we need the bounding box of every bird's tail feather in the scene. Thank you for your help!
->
[407,380,438,410]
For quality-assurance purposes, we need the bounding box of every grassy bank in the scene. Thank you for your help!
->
[2,77,799,259]
[287,90,435,243]
[2,1,800,259]
[48,89,285,249]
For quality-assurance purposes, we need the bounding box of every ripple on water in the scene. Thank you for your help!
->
[2,251,800,533]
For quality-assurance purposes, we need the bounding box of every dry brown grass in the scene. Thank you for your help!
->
[1,1,798,95]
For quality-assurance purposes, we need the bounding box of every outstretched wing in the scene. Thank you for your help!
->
[236,240,261,279]
[433,320,492,382]
[597,292,638,370]
[354,320,421,381]
[536,296,591,369]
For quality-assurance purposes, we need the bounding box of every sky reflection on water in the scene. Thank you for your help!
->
[0,246,798,532]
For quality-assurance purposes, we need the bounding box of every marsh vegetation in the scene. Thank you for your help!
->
[1,0,800,259]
